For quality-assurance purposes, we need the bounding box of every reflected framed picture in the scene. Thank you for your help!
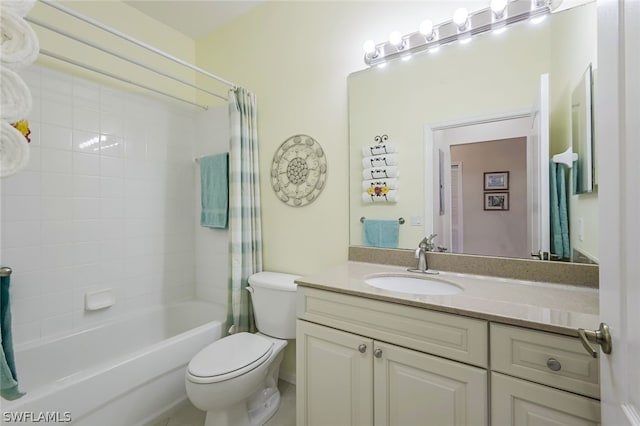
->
[484,171,509,190]
[484,192,509,211]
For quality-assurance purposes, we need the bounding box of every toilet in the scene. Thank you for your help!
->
[185,271,299,426]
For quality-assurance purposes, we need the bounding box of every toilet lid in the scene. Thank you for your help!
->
[187,333,273,383]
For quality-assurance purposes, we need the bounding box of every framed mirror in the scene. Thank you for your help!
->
[348,1,598,263]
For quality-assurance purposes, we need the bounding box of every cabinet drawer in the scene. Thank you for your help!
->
[491,372,600,426]
[297,287,488,367]
[490,323,600,399]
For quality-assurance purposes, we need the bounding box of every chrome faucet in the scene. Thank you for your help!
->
[407,234,439,274]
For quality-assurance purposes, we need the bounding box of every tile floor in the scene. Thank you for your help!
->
[149,380,295,426]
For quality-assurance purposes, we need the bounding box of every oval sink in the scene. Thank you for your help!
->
[364,275,463,295]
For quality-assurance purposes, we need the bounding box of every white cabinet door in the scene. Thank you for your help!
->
[491,373,601,426]
[296,320,373,426]
[374,341,487,426]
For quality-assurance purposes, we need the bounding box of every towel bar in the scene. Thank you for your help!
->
[0,267,12,277]
[360,217,405,224]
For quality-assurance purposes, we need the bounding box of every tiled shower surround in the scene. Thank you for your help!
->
[0,65,216,344]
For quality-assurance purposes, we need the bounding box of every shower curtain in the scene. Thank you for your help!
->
[227,87,262,334]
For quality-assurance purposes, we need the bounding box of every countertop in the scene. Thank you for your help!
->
[295,261,600,337]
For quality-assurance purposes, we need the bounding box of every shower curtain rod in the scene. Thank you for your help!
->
[26,17,228,102]
[40,49,209,110]
[38,0,237,90]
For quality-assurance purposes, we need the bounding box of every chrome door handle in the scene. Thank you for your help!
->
[577,322,612,358]
[358,344,367,353]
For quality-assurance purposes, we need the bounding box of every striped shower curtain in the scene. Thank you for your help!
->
[227,87,262,334]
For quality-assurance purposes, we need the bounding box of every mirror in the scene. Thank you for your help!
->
[572,63,596,194]
[349,2,598,263]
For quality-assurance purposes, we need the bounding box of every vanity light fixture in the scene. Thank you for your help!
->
[362,0,554,67]
[490,0,509,19]
[453,8,470,31]
[419,20,436,41]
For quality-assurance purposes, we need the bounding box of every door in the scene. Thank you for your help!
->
[529,73,550,257]
[296,320,373,426]
[373,341,487,426]
[597,0,640,424]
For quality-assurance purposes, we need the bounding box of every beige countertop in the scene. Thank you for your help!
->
[295,261,600,337]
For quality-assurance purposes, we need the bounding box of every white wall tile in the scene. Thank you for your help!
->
[24,147,41,171]
[73,107,100,133]
[72,130,101,153]
[73,152,100,176]
[41,173,73,197]
[73,197,100,220]
[40,148,73,173]
[73,175,100,197]
[2,195,41,222]
[41,220,73,245]
[41,197,73,221]
[2,171,41,196]
[40,124,72,150]
[1,220,40,248]
[2,65,199,345]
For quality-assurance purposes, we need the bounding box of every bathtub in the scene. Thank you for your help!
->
[1,301,226,425]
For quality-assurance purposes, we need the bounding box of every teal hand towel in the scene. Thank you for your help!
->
[200,153,229,229]
[550,161,571,259]
[1,274,25,400]
[363,219,399,248]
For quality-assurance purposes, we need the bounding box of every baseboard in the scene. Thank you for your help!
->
[279,371,296,385]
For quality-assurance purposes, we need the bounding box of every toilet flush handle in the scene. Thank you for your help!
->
[245,286,254,294]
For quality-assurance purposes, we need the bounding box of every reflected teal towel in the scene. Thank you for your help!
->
[1,274,24,400]
[200,153,229,229]
[363,219,399,248]
[550,161,571,259]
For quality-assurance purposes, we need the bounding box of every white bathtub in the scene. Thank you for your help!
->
[1,301,225,425]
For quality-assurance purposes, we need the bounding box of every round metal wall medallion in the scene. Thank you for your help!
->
[270,134,327,207]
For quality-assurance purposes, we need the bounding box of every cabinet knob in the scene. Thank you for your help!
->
[358,344,367,353]
[546,358,562,371]
[374,348,383,358]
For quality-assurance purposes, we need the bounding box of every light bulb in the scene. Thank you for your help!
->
[419,20,435,40]
[389,31,403,46]
[362,40,376,54]
[491,0,508,18]
[453,8,469,31]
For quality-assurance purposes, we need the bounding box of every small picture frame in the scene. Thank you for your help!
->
[484,192,509,211]
[484,171,509,190]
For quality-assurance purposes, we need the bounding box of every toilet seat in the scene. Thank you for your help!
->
[187,333,274,384]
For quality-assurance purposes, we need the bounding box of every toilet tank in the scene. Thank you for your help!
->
[248,271,300,339]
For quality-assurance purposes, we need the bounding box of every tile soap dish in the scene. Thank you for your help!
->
[85,288,115,311]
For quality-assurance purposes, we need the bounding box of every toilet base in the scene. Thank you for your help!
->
[204,386,281,426]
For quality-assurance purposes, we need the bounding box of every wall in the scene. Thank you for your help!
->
[548,2,598,261]
[451,139,528,258]
[0,65,198,345]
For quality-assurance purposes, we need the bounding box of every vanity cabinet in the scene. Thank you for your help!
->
[296,287,488,426]
[296,286,601,426]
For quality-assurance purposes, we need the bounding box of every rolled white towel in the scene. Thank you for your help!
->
[362,178,399,191]
[361,190,399,203]
[362,143,398,156]
[0,67,32,123]
[362,166,399,180]
[362,154,398,168]
[1,120,30,178]
[0,9,39,70]
[1,0,37,17]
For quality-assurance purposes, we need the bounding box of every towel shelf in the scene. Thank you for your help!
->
[360,217,405,224]
[0,267,12,277]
